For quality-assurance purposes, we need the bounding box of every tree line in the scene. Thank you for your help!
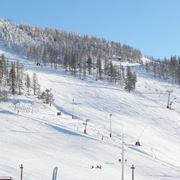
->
[0,54,54,104]
[143,56,180,85]
[0,19,142,66]
[0,19,138,91]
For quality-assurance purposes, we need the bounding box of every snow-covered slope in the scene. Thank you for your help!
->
[0,43,180,180]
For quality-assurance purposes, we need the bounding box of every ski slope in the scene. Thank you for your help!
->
[0,43,180,180]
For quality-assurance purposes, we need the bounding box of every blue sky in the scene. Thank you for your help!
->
[0,0,180,58]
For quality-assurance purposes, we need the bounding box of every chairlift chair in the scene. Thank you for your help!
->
[135,141,141,146]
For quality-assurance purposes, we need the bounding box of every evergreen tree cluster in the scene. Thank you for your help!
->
[39,89,54,105]
[0,19,139,91]
[0,19,142,67]
[124,66,137,92]
[143,56,180,85]
[0,54,40,101]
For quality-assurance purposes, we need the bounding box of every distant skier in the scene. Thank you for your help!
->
[96,165,102,169]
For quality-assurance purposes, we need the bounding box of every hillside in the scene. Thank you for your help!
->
[0,40,180,180]
[0,18,142,63]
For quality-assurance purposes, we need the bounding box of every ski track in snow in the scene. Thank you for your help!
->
[0,42,180,180]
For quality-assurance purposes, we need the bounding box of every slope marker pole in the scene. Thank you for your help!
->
[20,164,23,180]
[121,132,125,180]
[131,164,135,180]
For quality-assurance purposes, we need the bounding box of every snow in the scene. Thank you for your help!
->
[0,42,180,180]
[111,55,141,67]
[141,56,152,63]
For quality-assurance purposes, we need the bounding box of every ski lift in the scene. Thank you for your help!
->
[36,62,41,66]
[135,125,148,146]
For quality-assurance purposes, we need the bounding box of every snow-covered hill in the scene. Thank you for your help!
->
[0,42,180,180]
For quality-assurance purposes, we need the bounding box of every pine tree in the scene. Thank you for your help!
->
[32,73,38,95]
[96,57,102,80]
[87,56,92,75]
[132,72,137,89]
[40,89,53,105]
[109,61,114,82]
[9,63,16,95]
[0,76,8,101]
[124,66,136,92]
[16,61,24,95]
[83,61,87,79]
[26,74,31,95]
